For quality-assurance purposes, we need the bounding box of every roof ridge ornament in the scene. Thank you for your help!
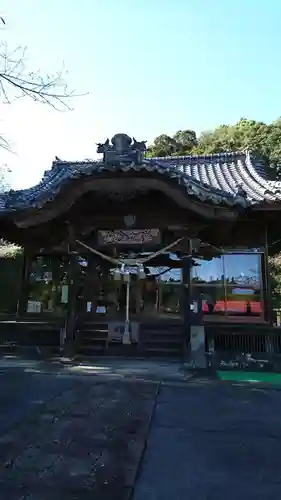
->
[97,133,147,166]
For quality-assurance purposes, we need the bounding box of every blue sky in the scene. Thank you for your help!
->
[1,0,281,188]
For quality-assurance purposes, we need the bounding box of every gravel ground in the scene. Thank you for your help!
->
[0,369,158,499]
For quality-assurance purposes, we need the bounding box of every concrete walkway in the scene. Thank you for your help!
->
[133,379,281,499]
[0,356,189,383]
[63,358,187,382]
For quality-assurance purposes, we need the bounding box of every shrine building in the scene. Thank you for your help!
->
[0,133,280,362]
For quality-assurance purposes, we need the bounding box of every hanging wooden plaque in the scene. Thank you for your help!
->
[98,229,161,246]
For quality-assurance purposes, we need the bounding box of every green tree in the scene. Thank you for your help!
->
[0,244,23,314]
[269,254,281,311]
[147,129,198,157]
[147,134,178,157]
[173,130,198,154]
[195,118,281,174]
[147,118,281,175]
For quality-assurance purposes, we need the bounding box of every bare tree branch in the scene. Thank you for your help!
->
[0,17,85,154]
[0,134,12,152]
[0,41,85,111]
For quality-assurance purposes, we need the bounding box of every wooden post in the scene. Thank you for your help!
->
[63,225,78,357]
[17,249,31,317]
[182,254,192,358]
[263,223,272,324]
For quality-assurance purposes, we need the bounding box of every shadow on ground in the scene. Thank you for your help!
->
[0,366,158,499]
[0,355,187,383]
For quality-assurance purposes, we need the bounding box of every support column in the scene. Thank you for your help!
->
[182,246,206,369]
[63,225,78,357]
[182,255,192,358]
[63,254,77,357]
[17,249,32,317]
[263,222,273,325]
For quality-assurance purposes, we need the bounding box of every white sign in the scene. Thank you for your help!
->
[61,285,68,304]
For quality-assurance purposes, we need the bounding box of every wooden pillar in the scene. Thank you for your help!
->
[182,255,192,357]
[17,249,32,317]
[63,225,78,357]
[263,223,272,324]
[51,255,61,314]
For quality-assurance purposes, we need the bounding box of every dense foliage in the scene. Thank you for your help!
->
[0,244,23,314]
[147,118,281,177]
[269,255,281,310]
[0,161,22,313]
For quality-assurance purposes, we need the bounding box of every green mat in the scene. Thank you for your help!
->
[217,371,281,385]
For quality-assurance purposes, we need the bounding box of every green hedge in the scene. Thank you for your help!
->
[0,246,23,314]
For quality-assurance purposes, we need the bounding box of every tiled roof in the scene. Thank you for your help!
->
[0,152,281,216]
[155,152,281,203]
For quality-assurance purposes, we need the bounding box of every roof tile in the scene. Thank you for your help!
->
[0,152,280,215]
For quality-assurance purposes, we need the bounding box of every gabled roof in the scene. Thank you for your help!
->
[0,151,281,216]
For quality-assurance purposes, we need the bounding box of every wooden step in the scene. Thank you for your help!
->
[143,337,182,344]
[82,337,108,343]
[141,346,182,354]
[78,344,106,350]
[141,334,182,342]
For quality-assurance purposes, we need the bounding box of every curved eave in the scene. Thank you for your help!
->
[0,160,249,220]
[2,151,281,219]
[251,200,281,210]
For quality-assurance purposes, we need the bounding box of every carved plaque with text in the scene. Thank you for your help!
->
[98,229,161,246]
